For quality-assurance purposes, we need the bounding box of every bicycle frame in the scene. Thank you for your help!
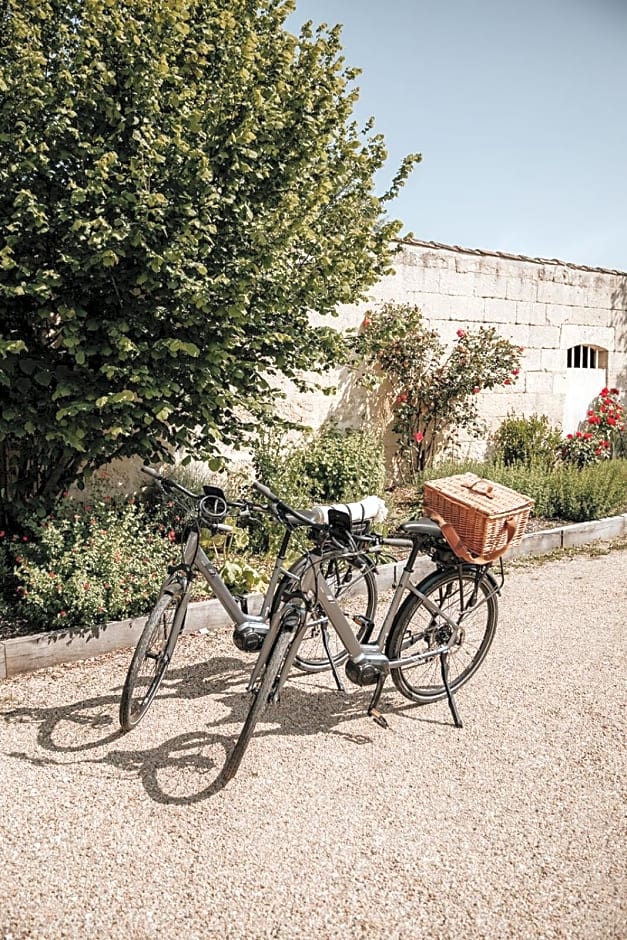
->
[247,537,501,702]
[172,524,299,631]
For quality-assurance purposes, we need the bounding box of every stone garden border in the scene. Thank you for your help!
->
[1,514,625,680]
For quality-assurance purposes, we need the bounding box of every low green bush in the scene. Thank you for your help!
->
[3,498,177,631]
[250,424,386,553]
[299,425,386,503]
[418,458,627,523]
[489,413,562,468]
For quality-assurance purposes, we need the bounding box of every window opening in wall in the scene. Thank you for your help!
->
[567,344,606,369]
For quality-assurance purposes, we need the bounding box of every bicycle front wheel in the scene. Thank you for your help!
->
[119,582,186,731]
[222,624,294,781]
[386,566,498,704]
[273,554,377,673]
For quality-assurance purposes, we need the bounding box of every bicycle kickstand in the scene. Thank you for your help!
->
[367,674,389,729]
[440,652,463,728]
[321,624,345,692]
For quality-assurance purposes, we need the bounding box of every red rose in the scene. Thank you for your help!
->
[456,329,466,338]
[473,386,481,394]
[413,431,424,442]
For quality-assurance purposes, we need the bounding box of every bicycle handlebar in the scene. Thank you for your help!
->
[140,465,198,498]
[252,480,323,529]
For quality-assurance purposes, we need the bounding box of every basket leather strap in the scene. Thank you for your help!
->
[426,510,517,564]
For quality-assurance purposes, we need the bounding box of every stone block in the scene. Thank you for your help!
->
[455,254,497,275]
[475,274,507,299]
[438,270,479,297]
[540,348,564,371]
[526,392,564,423]
[416,266,442,294]
[545,304,571,326]
[525,371,555,393]
[520,347,542,370]
[421,293,459,319]
[447,296,485,322]
[515,301,547,325]
[505,278,538,302]
[562,516,626,547]
[419,249,455,270]
[483,297,512,323]
[560,324,615,349]
[527,324,561,348]
[510,529,562,558]
[536,280,578,305]
[495,323,531,347]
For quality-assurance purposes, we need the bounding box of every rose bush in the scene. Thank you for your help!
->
[560,387,624,467]
[350,302,522,475]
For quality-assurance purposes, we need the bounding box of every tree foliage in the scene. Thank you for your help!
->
[0,0,419,528]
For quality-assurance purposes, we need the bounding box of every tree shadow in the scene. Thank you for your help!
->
[611,276,627,394]
[1,649,453,804]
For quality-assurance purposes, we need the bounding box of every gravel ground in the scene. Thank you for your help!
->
[0,547,625,940]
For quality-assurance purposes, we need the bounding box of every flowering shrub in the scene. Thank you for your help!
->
[3,498,178,631]
[350,302,522,474]
[559,431,608,468]
[560,387,625,467]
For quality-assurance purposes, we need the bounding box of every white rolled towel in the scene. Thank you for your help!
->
[310,495,388,525]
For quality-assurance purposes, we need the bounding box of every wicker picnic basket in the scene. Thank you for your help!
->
[423,473,534,563]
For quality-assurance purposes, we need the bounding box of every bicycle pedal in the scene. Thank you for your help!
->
[368,708,389,730]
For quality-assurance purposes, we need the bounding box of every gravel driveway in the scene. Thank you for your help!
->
[0,546,625,940]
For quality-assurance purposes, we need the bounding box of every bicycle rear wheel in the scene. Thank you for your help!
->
[119,581,186,731]
[273,554,377,673]
[222,619,295,781]
[386,566,498,704]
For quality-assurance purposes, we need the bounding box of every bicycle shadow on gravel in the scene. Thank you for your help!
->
[2,655,457,805]
[0,652,250,756]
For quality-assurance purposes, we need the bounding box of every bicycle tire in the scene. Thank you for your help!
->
[272,553,377,673]
[119,583,186,731]
[222,624,294,781]
[386,566,498,704]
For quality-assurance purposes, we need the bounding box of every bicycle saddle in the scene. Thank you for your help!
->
[399,517,443,538]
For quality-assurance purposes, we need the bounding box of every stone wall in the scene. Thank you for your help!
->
[282,239,627,458]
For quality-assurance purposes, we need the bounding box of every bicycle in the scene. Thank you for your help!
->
[221,483,503,781]
[119,468,379,731]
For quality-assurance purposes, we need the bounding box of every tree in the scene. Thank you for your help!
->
[0,0,419,529]
[350,303,522,475]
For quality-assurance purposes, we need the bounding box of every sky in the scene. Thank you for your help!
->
[288,0,627,272]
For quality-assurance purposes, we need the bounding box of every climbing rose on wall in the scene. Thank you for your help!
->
[348,302,522,475]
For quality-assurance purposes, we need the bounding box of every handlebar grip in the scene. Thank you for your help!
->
[141,466,162,480]
[252,481,278,502]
